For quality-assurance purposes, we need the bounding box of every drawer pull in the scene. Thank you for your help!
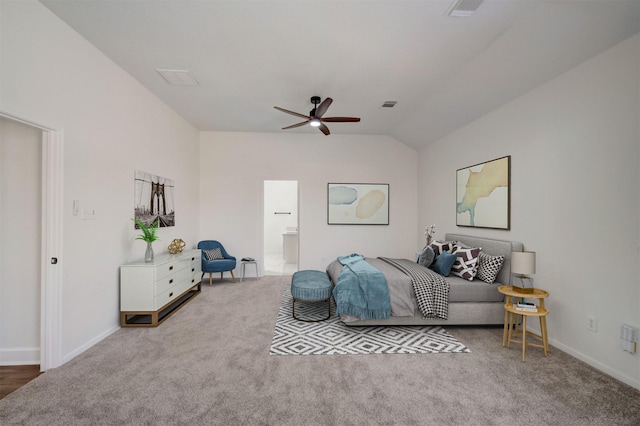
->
[169,279,174,284]
[169,292,174,297]
[169,266,174,271]
[191,268,195,272]
[191,257,195,261]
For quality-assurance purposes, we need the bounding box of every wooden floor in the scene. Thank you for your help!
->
[0,365,42,400]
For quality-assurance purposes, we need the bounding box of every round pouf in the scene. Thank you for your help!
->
[290,270,332,322]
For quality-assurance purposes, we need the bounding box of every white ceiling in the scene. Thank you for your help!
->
[40,0,639,150]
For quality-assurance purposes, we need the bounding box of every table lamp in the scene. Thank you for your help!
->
[511,250,536,293]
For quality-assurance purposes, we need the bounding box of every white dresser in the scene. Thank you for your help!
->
[120,249,202,327]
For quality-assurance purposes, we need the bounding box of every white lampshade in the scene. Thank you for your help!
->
[511,251,536,276]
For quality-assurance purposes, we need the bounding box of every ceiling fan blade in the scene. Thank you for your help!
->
[318,123,330,136]
[274,106,310,120]
[321,117,361,123]
[314,97,333,118]
[282,120,309,130]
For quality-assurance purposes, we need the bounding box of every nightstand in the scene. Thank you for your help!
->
[498,285,549,362]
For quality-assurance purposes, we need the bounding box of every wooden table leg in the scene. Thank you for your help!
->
[502,306,509,347]
[540,315,549,356]
[521,314,527,362]
[507,311,514,349]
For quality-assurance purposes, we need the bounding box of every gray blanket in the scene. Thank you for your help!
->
[327,257,450,320]
[378,257,450,319]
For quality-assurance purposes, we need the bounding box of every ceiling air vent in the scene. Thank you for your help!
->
[381,101,397,108]
[156,69,199,86]
[446,0,484,17]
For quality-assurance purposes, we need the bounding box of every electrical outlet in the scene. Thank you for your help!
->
[587,315,597,332]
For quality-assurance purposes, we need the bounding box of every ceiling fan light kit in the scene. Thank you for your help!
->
[274,96,361,136]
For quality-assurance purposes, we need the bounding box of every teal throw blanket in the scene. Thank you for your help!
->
[333,254,391,320]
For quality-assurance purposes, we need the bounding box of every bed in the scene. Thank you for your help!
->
[326,233,523,327]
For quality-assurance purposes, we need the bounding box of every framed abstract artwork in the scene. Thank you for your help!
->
[328,183,389,225]
[456,156,510,230]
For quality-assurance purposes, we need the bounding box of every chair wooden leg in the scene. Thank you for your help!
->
[230,270,236,283]
[209,273,213,287]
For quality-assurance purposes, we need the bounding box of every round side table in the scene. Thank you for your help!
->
[498,285,549,362]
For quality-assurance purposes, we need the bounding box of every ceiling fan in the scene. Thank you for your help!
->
[274,96,361,136]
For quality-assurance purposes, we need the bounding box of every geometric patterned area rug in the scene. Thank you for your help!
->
[270,289,471,355]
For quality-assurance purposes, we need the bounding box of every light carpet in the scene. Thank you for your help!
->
[270,289,470,355]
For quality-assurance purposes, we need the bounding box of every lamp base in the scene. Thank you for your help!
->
[512,286,534,294]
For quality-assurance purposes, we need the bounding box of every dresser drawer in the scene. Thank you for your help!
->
[155,266,190,296]
[155,259,188,281]
[155,278,196,310]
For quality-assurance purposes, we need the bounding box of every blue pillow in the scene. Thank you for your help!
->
[430,250,457,276]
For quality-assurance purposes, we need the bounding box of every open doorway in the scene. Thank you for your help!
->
[0,118,41,369]
[263,180,298,276]
[0,111,63,372]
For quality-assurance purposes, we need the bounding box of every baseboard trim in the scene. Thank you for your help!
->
[549,337,639,391]
[62,325,120,365]
[0,347,40,365]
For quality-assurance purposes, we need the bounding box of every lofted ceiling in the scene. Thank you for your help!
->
[40,0,639,150]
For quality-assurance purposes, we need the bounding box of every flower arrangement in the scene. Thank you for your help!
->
[424,224,436,246]
[133,218,159,243]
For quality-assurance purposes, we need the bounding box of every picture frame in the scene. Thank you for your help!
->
[134,170,175,228]
[327,183,389,225]
[456,156,510,230]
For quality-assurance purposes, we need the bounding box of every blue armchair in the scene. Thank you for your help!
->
[197,240,237,286]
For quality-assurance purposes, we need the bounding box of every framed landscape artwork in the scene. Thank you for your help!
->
[328,183,389,225]
[134,170,176,228]
[456,156,510,230]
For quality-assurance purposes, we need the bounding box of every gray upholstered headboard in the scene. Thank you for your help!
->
[445,233,524,285]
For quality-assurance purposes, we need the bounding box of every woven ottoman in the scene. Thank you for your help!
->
[290,270,333,322]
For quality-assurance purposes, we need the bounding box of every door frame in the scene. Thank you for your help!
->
[0,110,63,371]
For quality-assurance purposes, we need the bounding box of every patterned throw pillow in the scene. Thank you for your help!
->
[476,252,505,284]
[430,240,455,256]
[451,246,481,281]
[204,248,224,260]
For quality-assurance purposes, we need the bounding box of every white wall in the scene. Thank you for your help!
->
[0,1,200,365]
[200,132,418,272]
[0,118,41,364]
[418,34,640,388]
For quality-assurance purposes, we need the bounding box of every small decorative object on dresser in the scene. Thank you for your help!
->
[120,249,202,327]
[133,218,159,262]
[167,238,186,254]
